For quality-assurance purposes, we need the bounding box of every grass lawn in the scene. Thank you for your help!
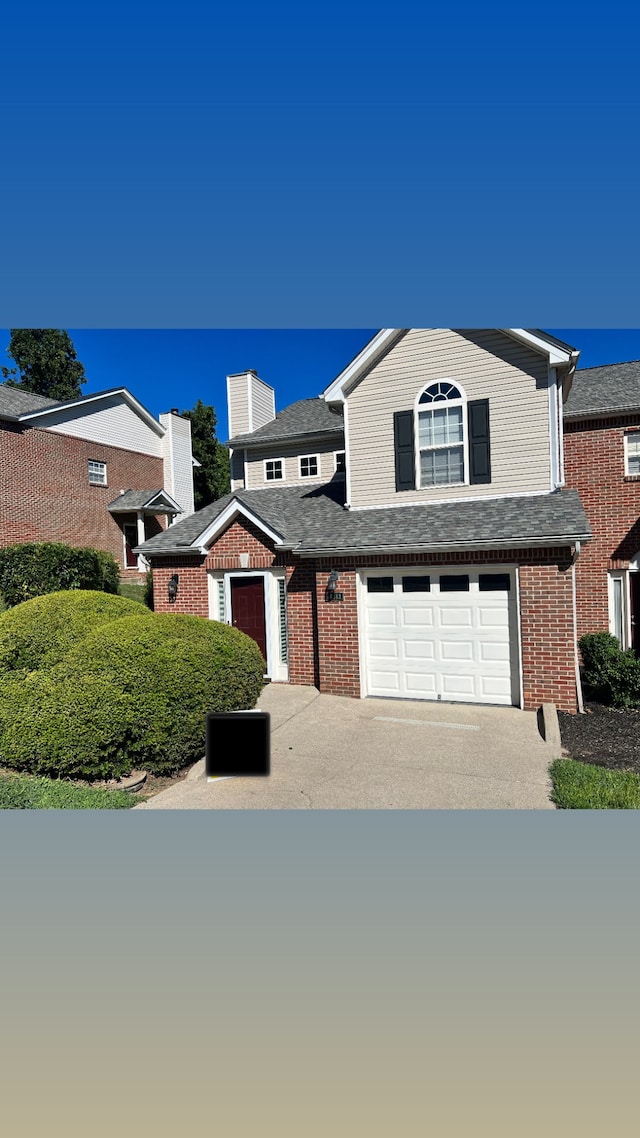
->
[0,771,142,809]
[550,758,640,809]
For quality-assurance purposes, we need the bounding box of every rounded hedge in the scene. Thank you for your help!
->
[0,589,153,675]
[0,592,266,780]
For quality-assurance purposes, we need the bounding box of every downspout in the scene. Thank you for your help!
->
[571,541,584,713]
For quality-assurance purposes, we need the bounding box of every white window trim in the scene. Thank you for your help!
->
[624,431,640,476]
[413,381,468,490]
[299,453,320,479]
[88,459,107,486]
[334,450,346,476]
[263,457,285,482]
[608,570,632,648]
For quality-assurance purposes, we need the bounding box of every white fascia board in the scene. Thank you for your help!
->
[322,329,405,403]
[18,388,165,435]
[191,500,285,552]
[144,489,183,512]
[503,330,579,368]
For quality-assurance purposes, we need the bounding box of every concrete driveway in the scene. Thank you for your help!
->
[136,683,559,810]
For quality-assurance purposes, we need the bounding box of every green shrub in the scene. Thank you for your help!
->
[0,589,153,675]
[0,542,120,607]
[144,569,154,610]
[0,593,266,780]
[579,631,640,708]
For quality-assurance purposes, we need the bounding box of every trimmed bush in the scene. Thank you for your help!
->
[0,589,153,675]
[0,542,120,607]
[0,591,266,780]
[579,631,640,708]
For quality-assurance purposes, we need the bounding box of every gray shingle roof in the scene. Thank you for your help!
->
[564,361,640,418]
[0,383,62,419]
[109,490,181,513]
[227,398,344,448]
[138,484,591,558]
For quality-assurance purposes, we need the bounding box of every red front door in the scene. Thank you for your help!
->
[230,577,267,662]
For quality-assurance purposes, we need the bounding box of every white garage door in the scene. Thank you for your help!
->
[362,569,518,706]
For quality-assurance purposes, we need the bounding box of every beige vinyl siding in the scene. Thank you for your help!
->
[245,437,345,488]
[39,395,162,456]
[346,329,552,508]
[227,374,251,437]
[248,374,276,431]
[230,449,245,491]
[159,412,195,516]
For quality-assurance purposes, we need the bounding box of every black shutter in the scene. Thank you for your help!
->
[468,399,491,484]
[394,410,415,491]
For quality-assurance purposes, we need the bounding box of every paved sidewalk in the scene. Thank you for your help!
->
[135,684,559,810]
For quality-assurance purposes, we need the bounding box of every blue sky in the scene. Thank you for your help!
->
[2,329,639,440]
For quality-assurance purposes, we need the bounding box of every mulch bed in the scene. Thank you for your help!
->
[558,701,640,775]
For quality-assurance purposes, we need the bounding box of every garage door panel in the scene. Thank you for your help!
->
[368,639,399,659]
[363,569,518,706]
[403,640,436,660]
[440,640,474,660]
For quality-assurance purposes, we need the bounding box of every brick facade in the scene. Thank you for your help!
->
[0,421,166,575]
[564,415,640,641]
[150,516,579,713]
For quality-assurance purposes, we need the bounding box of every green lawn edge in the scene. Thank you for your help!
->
[0,772,142,809]
[550,758,640,809]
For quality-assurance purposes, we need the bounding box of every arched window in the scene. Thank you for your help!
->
[416,381,467,487]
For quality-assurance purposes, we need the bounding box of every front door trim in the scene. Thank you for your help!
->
[214,569,288,682]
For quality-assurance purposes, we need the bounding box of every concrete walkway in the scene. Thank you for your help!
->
[135,684,559,810]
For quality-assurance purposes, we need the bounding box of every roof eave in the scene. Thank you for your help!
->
[291,533,592,558]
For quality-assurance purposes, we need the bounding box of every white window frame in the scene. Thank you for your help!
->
[263,457,284,482]
[608,570,632,648]
[414,381,468,489]
[88,459,107,486]
[299,453,319,479]
[334,451,346,476]
[624,432,640,476]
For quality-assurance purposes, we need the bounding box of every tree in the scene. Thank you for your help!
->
[181,400,230,510]
[2,329,86,401]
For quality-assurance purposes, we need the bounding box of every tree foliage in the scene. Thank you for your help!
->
[2,329,86,401]
[181,399,230,509]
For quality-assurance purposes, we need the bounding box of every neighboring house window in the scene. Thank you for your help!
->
[625,433,640,475]
[416,382,466,487]
[88,460,107,485]
[264,459,284,481]
[300,455,319,478]
[334,451,346,475]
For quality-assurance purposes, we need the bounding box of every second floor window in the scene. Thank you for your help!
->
[88,460,107,485]
[335,451,346,474]
[416,381,466,487]
[265,459,284,481]
[300,455,318,478]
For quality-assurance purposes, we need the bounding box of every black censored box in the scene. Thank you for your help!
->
[205,711,271,779]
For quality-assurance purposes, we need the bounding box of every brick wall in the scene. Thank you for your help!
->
[0,421,165,572]
[150,556,209,616]
[564,415,640,640]
[519,559,577,712]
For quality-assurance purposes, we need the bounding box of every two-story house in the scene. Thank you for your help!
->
[0,383,196,580]
[563,361,640,653]
[139,329,591,713]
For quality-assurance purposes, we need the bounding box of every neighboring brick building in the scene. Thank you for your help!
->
[0,383,195,580]
[140,331,591,713]
[563,361,640,651]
